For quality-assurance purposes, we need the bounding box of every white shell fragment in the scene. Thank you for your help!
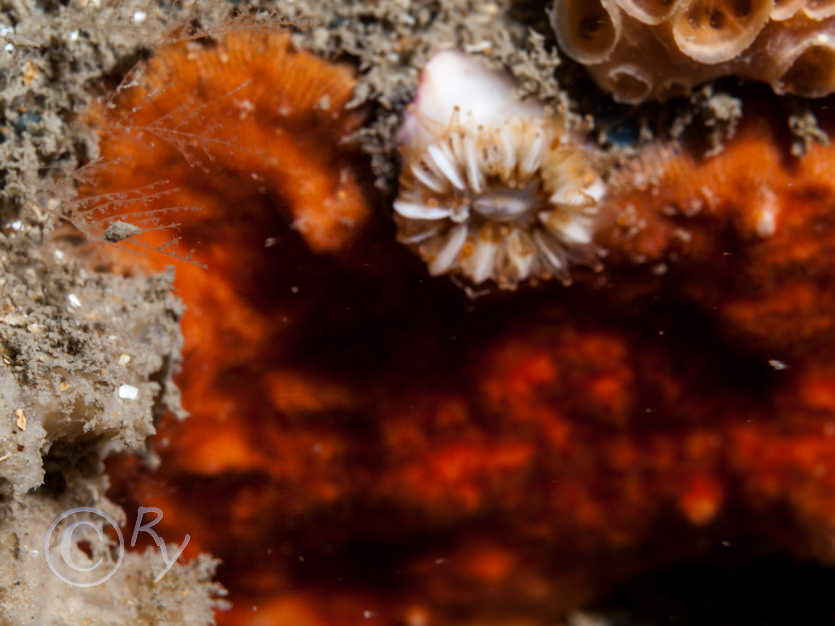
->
[117,384,139,400]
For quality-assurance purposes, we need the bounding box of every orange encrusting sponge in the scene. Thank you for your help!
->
[83,28,369,256]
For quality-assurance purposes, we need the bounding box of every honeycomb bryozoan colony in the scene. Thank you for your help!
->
[550,0,835,103]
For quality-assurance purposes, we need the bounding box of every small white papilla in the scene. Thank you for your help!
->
[393,50,605,289]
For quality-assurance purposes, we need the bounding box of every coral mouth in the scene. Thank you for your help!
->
[471,182,543,224]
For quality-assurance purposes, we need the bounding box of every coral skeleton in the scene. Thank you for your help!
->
[394,51,605,289]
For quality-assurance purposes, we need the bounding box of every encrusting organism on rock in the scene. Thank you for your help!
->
[550,0,835,103]
[597,104,835,352]
[92,24,835,626]
[81,27,370,258]
[393,50,605,289]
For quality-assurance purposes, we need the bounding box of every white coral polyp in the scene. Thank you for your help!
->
[394,50,604,289]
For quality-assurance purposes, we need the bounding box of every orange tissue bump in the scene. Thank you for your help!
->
[82,28,369,257]
[602,105,835,353]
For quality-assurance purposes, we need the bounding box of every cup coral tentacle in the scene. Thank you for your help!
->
[393,50,605,290]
